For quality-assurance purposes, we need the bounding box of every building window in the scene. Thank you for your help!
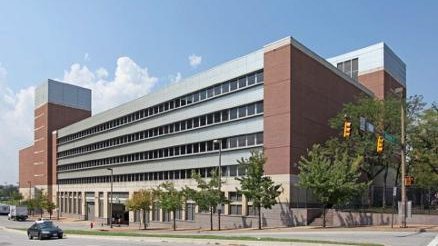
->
[230,205,242,215]
[337,58,359,80]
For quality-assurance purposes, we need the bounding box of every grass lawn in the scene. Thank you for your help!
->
[11,227,383,246]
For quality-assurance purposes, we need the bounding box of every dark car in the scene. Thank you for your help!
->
[27,221,63,240]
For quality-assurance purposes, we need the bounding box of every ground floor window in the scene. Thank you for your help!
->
[185,203,195,221]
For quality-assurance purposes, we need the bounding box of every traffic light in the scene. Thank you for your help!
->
[376,135,384,154]
[404,176,414,187]
[343,120,352,138]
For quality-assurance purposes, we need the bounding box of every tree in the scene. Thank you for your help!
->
[299,143,367,227]
[330,96,402,208]
[184,169,227,231]
[235,151,281,230]
[126,189,154,230]
[155,182,185,231]
[410,106,438,188]
[23,198,37,216]
[41,194,56,219]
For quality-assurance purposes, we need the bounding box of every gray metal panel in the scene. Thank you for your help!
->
[57,85,263,152]
[57,49,264,137]
[35,79,92,111]
[58,147,261,179]
[58,116,263,165]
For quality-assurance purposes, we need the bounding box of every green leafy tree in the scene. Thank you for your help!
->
[155,182,185,231]
[184,169,227,231]
[299,142,367,227]
[235,151,281,230]
[23,198,37,216]
[126,189,154,229]
[410,105,438,189]
[330,96,401,207]
[41,194,56,219]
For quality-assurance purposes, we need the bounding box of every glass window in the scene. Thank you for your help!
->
[175,98,180,107]
[337,62,344,71]
[344,60,352,75]
[222,82,230,93]
[200,116,206,126]
[230,108,238,120]
[230,80,238,91]
[199,142,206,152]
[256,71,264,83]
[247,134,255,146]
[229,165,237,176]
[207,114,213,124]
[238,106,246,117]
[248,74,256,85]
[238,77,246,88]
[200,90,207,100]
[169,101,174,109]
[186,95,193,104]
[222,110,229,121]
[207,87,214,98]
[193,117,199,127]
[180,121,186,131]
[193,143,199,153]
[193,92,200,102]
[174,122,180,132]
[256,133,263,145]
[164,102,169,111]
[180,97,186,106]
[214,85,221,96]
[187,144,192,154]
[256,102,263,113]
[247,104,255,115]
[238,135,246,147]
[214,112,221,123]
[229,137,238,148]
[186,119,192,129]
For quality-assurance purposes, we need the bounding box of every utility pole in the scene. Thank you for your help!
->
[394,87,407,228]
[28,181,32,200]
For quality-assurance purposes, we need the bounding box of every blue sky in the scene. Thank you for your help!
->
[0,0,437,184]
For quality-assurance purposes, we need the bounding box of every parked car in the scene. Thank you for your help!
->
[8,206,28,221]
[27,221,63,240]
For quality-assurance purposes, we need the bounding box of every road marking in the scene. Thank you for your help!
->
[427,234,438,246]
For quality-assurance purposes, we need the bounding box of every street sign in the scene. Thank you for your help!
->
[393,187,397,197]
[383,131,397,144]
[360,117,366,131]
[366,122,375,133]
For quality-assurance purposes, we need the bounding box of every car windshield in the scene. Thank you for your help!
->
[38,222,56,229]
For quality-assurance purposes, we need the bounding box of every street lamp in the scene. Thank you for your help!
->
[394,87,407,228]
[107,168,114,229]
[57,182,60,220]
[213,139,222,231]
[27,181,32,200]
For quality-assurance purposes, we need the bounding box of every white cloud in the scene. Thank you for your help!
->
[0,63,35,184]
[169,72,182,84]
[188,54,202,68]
[63,56,158,113]
[84,53,90,61]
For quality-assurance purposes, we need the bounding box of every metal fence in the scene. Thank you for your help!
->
[291,185,438,215]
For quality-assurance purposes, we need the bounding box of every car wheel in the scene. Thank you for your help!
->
[28,233,33,240]
[38,233,43,240]
[58,234,63,239]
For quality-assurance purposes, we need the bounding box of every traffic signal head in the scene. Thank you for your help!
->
[343,121,352,138]
[404,176,414,187]
[376,135,384,154]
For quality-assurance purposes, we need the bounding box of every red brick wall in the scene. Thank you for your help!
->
[18,145,35,188]
[19,103,90,193]
[358,70,405,99]
[263,42,368,176]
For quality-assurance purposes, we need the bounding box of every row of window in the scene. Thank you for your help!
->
[58,132,263,172]
[337,58,359,80]
[58,101,264,159]
[58,70,264,145]
[58,163,252,185]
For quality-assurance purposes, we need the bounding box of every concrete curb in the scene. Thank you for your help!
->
[0,227,365,246]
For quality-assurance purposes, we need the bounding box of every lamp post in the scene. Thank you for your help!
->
[27,181,32,200]
[57,182,60,220]
[107,168,114,229]
[213,139,222,231]
[394,87,407,228]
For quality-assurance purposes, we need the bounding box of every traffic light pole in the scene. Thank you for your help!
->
[400,92,407,228]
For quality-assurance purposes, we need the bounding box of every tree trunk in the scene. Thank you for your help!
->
[210,208,213,231]
[322,204,326,228]
[49,211,52,220]
[173,210,176,231]
[257,205,262,230]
